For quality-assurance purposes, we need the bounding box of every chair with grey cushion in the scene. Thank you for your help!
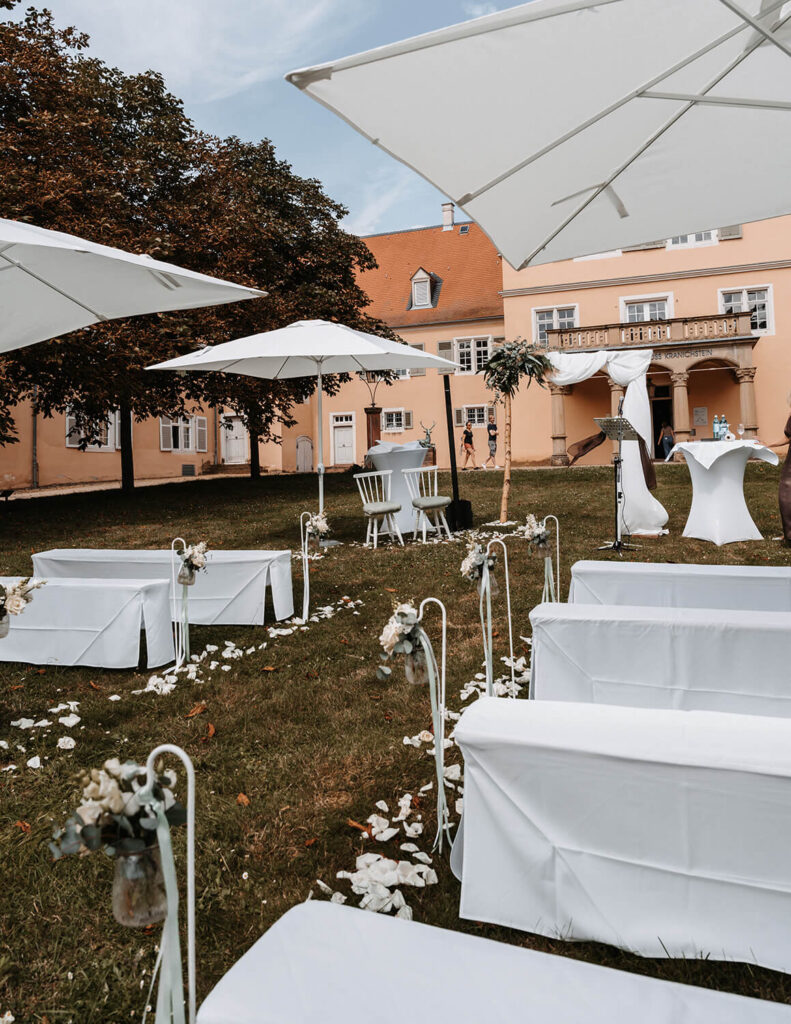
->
[403,466,452,542]
[353,470,404,549]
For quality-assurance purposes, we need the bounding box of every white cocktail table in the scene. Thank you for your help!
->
[455,698,791,974]
[569,559,791,612]
[32,549,294,625]
[667,440,778,545]
[367,440,428,535]
[0,576,173,668]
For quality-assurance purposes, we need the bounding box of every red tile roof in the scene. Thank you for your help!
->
[359,222,503,328]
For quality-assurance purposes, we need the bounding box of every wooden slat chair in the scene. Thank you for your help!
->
[353,470,404,549]
[403,466,452,542]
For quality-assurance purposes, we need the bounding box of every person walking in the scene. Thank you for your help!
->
[484,412,499,469]
[658,421,675,460]
[460,420,480,469]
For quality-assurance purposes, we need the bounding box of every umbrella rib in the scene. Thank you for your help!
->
[0,250,108,322]
[715,0,791,59]
[455,0,787,208]
[518,8,791,269]
[641,91,791,111]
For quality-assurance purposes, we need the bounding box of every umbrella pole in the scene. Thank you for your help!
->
[317,364,325,513]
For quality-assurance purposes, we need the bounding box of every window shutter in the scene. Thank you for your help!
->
[487,404,497,423]
[412,279,430,307]
[195,416,208,453]
[380,411,385,431]
[65,412,80,449]
[409,344,426,376]
[404,410,413,430]
[454,408,464,428]
[718,225,743,240]
[159,416,173,452]
[437,340,454,374]
[114,411,122,450]
[622,239,665,251]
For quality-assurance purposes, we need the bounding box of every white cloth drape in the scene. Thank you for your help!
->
[548,350,668,536]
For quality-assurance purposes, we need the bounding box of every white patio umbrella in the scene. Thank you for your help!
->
[0,218,265,354]
[149,319,457,511]
[287,0,791,269]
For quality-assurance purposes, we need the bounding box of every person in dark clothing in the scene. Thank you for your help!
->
[460,420,479,469]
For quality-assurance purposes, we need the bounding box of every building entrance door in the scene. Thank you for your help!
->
[223,417,248,464]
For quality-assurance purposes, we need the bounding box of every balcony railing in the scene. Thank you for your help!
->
[544,312,755,351]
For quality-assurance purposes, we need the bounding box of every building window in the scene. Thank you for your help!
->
[625,299,668,322]
[454,404,497,428]
[382,408,414,432]
[411,270,432,309]
[408,343,426,377]
[455,336,491,374]
[534,307,577,345]
[65,410,117,452]
[159,415,208,452]
[667,230,717,249]
[720,287,772,333]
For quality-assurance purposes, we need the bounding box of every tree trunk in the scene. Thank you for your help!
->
[499,393,512,523]
[249,426,260,479]
[119,402,135,494]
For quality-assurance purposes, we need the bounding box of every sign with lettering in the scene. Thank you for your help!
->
[662,348,713,360]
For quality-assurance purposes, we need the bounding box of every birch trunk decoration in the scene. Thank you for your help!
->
[483,341,551,525]
[499,393,512,524]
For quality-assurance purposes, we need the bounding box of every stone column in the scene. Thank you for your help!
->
[608,379,625,461]
[734,367,758,438]
[550,384,571,466]
[670,370,691,444]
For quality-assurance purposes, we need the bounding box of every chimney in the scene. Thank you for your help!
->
[442,202,455,231]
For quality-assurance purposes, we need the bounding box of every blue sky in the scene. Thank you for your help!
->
[21,0,517,236]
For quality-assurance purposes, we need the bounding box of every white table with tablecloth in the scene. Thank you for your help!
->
[454,698,791,974]
[529,601,791,716]
[569,559,791,612]
[0,576,173,668]
[667,440,778,545]
[196,901,791,1024]
[367,440,428,535]
[32,549,294,625]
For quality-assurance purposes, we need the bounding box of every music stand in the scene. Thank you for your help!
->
[594,416,640,553]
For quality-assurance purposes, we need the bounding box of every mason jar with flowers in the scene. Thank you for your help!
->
[177,541,208,586]
[460,543,498,596]
[50,757,186,928]
[0,577,45,638]
[305,511,331,550]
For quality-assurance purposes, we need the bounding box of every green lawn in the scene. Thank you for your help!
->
[2,463,791,1020]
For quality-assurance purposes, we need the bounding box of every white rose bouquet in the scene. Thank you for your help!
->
[460,543,496,584]
[519,514,549,552]
[305,511,331,538]
[0,578,45,631]
[181,541,208,572]
[50,757,185,860]
[377,602,428,685]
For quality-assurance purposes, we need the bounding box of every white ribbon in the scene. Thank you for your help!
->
[417,599,454,854]
[170,539,191,669]
[479,540,515,698]
[299,513,311,621]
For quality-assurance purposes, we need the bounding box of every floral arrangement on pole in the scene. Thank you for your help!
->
[50,757,186,928]
[483,339,552,523]
[0,577,45,637]
[177,541,208,586]
[519,514,549,552]
[460,542,498,596]
[305,511,331,546]
[378,602,428,686]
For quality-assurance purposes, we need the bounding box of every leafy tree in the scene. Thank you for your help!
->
[0,3,385,488]
[484,340,552,522]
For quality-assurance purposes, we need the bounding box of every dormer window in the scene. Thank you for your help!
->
[411,269,431,309]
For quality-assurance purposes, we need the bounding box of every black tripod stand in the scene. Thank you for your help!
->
[594,415,640,554]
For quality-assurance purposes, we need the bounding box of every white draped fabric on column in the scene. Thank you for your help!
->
[548,350,668,536]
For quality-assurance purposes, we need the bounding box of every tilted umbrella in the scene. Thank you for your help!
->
[0,218,265,354]
[287,0,791,269]
[149,319,457,511]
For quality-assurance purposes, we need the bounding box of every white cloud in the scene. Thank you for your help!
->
[462,2,498,17]
[36,0,373,104]
[341,165,421,236]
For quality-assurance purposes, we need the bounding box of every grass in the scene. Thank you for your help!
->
[2,462,791,1020]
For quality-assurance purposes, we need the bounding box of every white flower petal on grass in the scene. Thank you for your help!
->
[315,879,334,896]
[413,852,433,865]
[443,764,461,782]
[221,665,231,672]
[375,800,389,813]
[58,714,80,729]
[26,755,41,769]
[374,827,399,843]
[399,843,419,853]
[1,765,16,773]
[395,904,413,920]
[11,719,34,730]
[57,736,76,751]
[108,694,121,702]
[330,891,347,904]
[402,821,423,838]
[456,798,464,815]
[419,782,433,793]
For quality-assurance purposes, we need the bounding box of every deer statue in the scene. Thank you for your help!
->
[419,420,436,449]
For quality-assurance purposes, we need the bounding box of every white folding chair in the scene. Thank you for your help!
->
[402,466,452,542]
[353,470,404,549]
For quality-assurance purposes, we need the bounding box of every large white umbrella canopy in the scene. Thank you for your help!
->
[149,319,457,510]
[0,218,266,354]
[287,0,791,269]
